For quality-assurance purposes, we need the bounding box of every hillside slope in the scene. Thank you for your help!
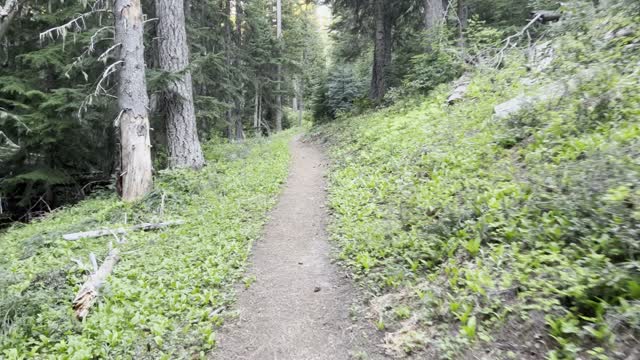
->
[318,6,640,359]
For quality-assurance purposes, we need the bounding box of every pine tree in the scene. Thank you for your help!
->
[156,0,205,169]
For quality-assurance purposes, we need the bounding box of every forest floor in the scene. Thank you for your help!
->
[213,135,384,360]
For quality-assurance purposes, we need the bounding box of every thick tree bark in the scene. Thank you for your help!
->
[114,0,153,201]
[156,0,205,169]
[369,0,390,101]
[275,0,283,132]
[424,0,447,29]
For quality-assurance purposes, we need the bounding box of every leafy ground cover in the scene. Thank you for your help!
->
[317,6,640,359]
[0,132,294,359]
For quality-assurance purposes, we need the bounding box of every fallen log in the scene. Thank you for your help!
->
[447,74,471,105]
[72,248,120,319]
[530,10,561,23]
[63,220,184,241]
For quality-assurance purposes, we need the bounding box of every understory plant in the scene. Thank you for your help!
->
[318,4,640,359]
[0,132,293,359]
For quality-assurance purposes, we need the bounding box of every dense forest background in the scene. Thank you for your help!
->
[0,0,325,224]
[0,0,566,225]
[0,0,582,224]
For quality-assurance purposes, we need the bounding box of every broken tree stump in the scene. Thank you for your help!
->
[72,248,120,319]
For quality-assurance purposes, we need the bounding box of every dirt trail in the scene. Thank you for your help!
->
[213,135,384,360]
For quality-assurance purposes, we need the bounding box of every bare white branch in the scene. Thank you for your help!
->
[39,9,109,46]
[97,42,121,64]
[95,60,123,96]
[495,13,543,67]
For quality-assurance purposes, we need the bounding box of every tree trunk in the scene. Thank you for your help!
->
[235,0,243,40]
[292,87,298,111]
[369,0,389,101]
[424,0,446,29]
[234,105,245,140]
[254,81,259,132]
[0,0,20,41]
[457,0,467,48]
[234,0,245,141]
[156,0,205,169]
[298,79,304,126]
[114,0,153,201]
[275,0,283,132]
[224,0,235,141]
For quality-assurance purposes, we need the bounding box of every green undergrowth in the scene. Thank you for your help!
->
[316,6,640,360]
[0,131,294,359]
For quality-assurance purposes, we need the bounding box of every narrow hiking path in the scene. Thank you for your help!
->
[214,135,384,360]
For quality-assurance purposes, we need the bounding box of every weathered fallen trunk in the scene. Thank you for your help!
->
[63,220,184,241]
[72,248,120,319]
[447,74,471,105]
[530,10,561,23]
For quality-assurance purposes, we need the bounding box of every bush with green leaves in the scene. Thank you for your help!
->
[0,132,293,359]
[404,30,464,94]
[316,3,640,358]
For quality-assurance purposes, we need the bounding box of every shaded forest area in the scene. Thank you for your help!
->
[0,0,567,224]
[0,0,324,224]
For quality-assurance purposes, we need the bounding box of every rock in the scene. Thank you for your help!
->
[494,68,597,120]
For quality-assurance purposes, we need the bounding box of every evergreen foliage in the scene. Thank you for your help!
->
[0,0,326,222]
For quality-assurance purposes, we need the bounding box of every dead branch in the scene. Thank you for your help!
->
[94,60,122,95]
[97,43,121,64]
[495,13,543,68]
[63,220,185,241]
[39,10,108,44]
[72,248,120,319]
